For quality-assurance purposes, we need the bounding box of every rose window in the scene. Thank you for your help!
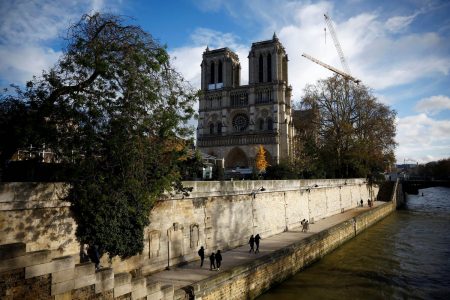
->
[232,114,249,132]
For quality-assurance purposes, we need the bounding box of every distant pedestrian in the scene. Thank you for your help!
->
[249,235,255,253]
[255,234,261,253]
[302,220,309,232]
[301,219,308,232]
[80,244,89,263]
[88,245,101,270]
[215,250,222,271]
[209,252,216,270]
[360,199,363,207]
[198,246,205,267]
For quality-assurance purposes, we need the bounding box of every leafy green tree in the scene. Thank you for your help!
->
[299,75,396,178]
[1,13,197,258]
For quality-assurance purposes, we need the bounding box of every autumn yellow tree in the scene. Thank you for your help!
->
[255,145,269,173]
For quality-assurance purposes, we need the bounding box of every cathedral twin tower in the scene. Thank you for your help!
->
[197,34,294,169]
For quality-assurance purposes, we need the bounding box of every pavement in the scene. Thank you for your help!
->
[148,202,383,290]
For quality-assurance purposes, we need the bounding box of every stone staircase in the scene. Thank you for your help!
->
[0,243,174,300]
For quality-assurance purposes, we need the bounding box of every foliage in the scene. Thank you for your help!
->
[0,13,197,258]
[297,75,397,178]
[255,145,269,173]
[264,163,297,180]
[411,158,450,180]
[0,87,58,174]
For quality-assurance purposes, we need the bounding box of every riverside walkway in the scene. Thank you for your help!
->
[148,201,383,291]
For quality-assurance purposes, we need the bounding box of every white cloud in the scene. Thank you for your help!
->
[415,95,450,115]
[396,114,450,163]
[0,46,61,84]
[170,46,204,89]
[385,12,420,32]
[0,0,120,85]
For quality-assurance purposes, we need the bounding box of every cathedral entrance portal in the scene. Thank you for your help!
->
[225,147,249,169]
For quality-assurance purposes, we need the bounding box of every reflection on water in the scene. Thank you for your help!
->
[258,187,450,300]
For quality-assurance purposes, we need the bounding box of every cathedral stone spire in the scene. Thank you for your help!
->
[273,32,278,40]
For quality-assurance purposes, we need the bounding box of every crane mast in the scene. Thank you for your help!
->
[324,13,351,75]
[302,53,361,84]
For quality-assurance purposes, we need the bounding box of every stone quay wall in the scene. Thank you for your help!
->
[0,179,377,299]
[190,199,397,300]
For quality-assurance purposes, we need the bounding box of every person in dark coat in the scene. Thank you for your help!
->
[88,244,101,270]
[215,250,222,271]
[254,234,261,253]
[209,252,216,270]
[198,246,205,267]
[249,235,255,253]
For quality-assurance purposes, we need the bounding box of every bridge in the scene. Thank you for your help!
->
[401,180,450,194]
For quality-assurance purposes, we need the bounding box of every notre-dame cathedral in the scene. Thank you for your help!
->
[196,34,294,169]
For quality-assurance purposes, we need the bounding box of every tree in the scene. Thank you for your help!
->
[1,13,197,258]
[413,158,450,179]
[255,145,269,173]
[299,75,396,178]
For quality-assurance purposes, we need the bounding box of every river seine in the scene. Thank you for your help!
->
[258,186,450,300]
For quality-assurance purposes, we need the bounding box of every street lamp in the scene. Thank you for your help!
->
[250,186,266,198]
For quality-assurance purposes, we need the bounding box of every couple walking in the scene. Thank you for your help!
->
[198,246,222,271]
[249,234,261,253]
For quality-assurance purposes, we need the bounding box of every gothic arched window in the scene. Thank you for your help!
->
[217,122,222,135]
[267,53,272,82]
[210,61,215,84]
[259,119,264,130]
[259,54,264,83]
[218,60,223,83]
[209,123,214,135]
[267,118,273,131]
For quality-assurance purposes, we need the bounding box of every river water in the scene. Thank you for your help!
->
[258,187,450,300]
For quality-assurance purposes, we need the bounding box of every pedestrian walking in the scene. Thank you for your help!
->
[198,246,205,267]
[302,220,309,232]
[301,219,309,232]
[88,245,101,270]
[209,252,216,270]
[215,250,222,271]
[80,244,89,263]
[255,234,261,253]
[249,235,255,253]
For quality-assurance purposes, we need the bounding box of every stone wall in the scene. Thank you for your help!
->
[0,179,377,299]
[189,200,396,300]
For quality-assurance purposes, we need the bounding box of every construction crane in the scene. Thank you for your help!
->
[301,13,361,84]
[302,53,361,84]
[324,13,351,75]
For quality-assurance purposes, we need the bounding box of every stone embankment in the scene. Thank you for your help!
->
[156,199,398,299]
[0,179,395,299]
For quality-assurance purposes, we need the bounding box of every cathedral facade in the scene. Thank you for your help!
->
[196,34,294,169]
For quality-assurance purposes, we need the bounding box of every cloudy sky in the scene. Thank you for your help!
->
[0,0,449,164]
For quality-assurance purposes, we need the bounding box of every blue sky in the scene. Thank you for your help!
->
[0,0,449,164]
